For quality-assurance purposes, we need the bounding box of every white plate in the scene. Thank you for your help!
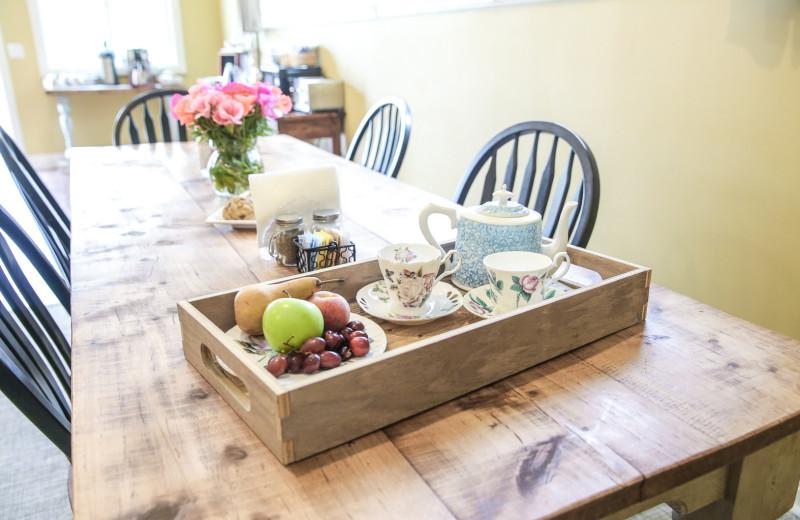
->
[224,312,387,385]
[205,205,256,229]
[356,280,462,325]
[464,284,563,318]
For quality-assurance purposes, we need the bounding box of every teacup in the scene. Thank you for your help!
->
[377,243,462,315]
[483,251,570,315]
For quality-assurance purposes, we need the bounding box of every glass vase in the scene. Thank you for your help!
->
[206,141,263,197]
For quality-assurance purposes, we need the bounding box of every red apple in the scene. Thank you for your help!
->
[307,290,351,332]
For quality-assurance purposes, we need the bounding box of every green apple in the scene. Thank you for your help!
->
[262,298,324,354]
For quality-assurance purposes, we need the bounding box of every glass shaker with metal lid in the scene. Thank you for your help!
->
[311,208,347,246]
[267,214,304,266]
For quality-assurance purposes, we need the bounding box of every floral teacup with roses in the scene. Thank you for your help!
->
[483,251,570,315]
[377,243,462,316]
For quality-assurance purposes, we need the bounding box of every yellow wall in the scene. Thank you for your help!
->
[4,0,799,340]
[264,0,800,340]
[0,0,224,153]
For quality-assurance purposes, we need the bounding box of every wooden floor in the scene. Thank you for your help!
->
[2,159,799,520]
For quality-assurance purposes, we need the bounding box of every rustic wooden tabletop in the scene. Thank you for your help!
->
[70,136,800,520]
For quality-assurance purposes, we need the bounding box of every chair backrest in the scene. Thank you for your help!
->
[0,203,71,460]
[454,121,600,248]
[113,88,189,146]
[345,96,412,178]
[0,126,71,281]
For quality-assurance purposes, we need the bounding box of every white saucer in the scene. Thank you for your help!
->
[224,312,387,385]
[464,284,563,318]
[356,281,463,325]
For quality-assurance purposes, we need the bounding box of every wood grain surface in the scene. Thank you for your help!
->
[70,137,800,519]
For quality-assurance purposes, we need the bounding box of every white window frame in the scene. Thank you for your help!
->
[26,0,187,77]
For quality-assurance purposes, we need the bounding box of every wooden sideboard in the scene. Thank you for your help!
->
[277,110,344,156]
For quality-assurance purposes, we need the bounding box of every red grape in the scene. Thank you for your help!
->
[347,320,365,331]
[339,346,353,361]
[349,336,370,357]
[324,331,344,350]
[302,353,321,374]
[300,337,326,355]
[287,352,304,374]
[338,326,354,339]
[348,330,368,340]
[320,351,342,369]
[267,355,287,377]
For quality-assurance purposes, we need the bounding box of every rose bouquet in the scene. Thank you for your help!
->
[171,81,292,195]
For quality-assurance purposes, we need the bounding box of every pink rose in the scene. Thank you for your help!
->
[221,82,255,97]
[212,99,246,125]
[232,93,256,115]
[188,83,210,96]
[171,95,195,125]
[520,275,539,294]
[254,82,292,118]
[189,93,213,119]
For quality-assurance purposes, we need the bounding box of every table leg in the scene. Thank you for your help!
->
[672,430,800,520]
[56,94,73,150]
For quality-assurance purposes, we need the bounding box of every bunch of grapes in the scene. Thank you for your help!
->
[267,320,370,378]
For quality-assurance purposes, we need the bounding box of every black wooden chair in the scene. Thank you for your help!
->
[113,88,189,145]
[0,125,71,281]
[345,96,412,178]
[454,121,600,248]
[0,203,71,461]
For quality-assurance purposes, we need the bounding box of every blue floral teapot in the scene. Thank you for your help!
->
[419,185,576,291]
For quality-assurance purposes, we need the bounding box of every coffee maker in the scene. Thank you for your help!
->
[261,65,323,105]
[127,48,151,86]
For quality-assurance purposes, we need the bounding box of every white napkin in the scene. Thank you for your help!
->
[249,165,342,249]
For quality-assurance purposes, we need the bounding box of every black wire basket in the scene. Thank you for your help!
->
[293,238,357,273]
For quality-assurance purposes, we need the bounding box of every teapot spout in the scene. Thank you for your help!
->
[541,201,578,258]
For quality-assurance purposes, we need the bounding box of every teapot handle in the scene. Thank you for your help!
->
[418,202,458,260]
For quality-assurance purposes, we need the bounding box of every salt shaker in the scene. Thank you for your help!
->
[311,209,347,245]
[267,214,304,266]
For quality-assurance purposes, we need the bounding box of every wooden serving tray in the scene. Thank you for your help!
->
[177,246,651,464]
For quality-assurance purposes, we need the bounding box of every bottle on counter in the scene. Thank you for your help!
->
[99,42,118,85]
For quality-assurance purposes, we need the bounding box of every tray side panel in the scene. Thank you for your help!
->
[568,246,643,279]
[178,301,291,462]
[190,290,238,331]
[283,268,651,462]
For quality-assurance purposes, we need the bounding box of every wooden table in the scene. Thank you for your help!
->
[70,136,800,520]
[277,110,345,156]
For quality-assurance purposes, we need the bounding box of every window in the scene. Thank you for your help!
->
[27,0,186,75]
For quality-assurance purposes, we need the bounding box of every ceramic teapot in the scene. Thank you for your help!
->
[419,185,577,291]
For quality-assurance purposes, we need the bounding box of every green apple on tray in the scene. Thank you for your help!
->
[234,278,372,378]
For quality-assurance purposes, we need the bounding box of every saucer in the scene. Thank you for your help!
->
[224,312,387,385]
[464,284,563,318]
[356,280,463,325]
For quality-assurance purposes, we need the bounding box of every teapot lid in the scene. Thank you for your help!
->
[476,185,530,218]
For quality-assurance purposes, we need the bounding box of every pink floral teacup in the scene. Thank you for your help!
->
[377,243,462,316]
[483,251,570,315]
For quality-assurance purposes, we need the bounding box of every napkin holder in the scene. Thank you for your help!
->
[249,165,342,257]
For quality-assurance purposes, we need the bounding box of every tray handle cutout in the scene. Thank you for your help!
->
[201,343,251,411]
